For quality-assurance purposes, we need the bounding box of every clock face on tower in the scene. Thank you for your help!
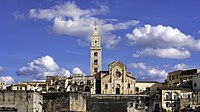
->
[116,71,121,77]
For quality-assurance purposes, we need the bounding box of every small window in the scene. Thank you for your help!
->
[194,83,197,87]
[94,68,98,73]
[87,80,91,85]
[105,84,108,89]
[94,52,98,57]
[95,41,97,43]
[166,95,170,100]
[173,103,177,107]
[155,94,160,99]
[146,87,150,92]
[128,84,130,89]
[94,59,98,65]
[166,102,170,107]
[174,95,177,100]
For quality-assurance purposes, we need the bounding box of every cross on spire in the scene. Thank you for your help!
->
[94,22,97,30]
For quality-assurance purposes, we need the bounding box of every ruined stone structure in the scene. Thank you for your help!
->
[68,73,96,94]
[45,74,95,94]
[46,76,69,92]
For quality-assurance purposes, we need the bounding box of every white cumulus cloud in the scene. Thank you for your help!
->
[0,76,14,85]
[16,55,71,79]
[28,2,139,48]
[126,24,200,59]
[72,67,83,74]
[128,62,168,81]
[133,48,191,59]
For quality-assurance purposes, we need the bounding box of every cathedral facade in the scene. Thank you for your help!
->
[94,61,136,94]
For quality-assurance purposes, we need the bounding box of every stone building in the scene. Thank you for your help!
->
[46,76,69,92]
[193,72,200,91]
[135,81,163,94]
[167,69,200,88]
[19,81,46,92]
[94,60,136,94]
[162,87,193,112]
[8,81,46,92]
[90,24,102,76]
[148,91,162,112]
[0,91,43,112]
[67,73,96,94]
[45,74,95,94]
[8,84,27,91]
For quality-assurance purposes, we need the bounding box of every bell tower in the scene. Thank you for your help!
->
[90,23,102,76]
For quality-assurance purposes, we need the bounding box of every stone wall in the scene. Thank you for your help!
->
[42,92,70,112]
[69,92,88,111]
[0,91,43,112]
[88,94,148,112]
[0,91,151,112]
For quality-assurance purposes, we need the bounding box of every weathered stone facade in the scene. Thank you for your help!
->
[162,87,193,112]
[42,92,88,112]
[42,92,149,112]
[0,91,43,112]
[95,61,136,94]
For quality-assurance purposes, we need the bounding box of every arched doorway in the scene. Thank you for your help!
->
[116,84,120,94]
[48,87,56,92]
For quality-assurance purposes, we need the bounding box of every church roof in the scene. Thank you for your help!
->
[109,60,125,67]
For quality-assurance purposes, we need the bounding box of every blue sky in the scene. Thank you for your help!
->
[0,0,200,84]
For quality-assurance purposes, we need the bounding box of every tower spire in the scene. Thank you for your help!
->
[94,22,97,30]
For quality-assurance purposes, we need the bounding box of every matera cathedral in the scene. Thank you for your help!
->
[90,24,136,94]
